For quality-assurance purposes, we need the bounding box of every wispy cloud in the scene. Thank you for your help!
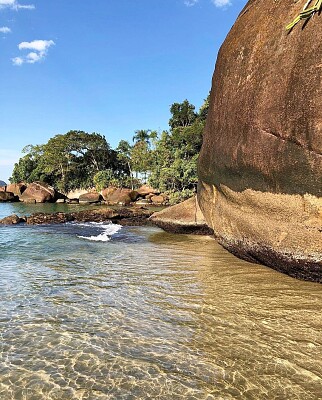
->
[0,26,11,33]
[184,0,232,7]
[184,0,199,6]
[211,0,231,7]
[12,39,55,65]
[0,0,35,10]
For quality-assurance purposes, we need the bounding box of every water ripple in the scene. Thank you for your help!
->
[0,223,321,399]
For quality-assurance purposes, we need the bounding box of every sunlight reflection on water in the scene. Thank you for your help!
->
[0,218,321,399]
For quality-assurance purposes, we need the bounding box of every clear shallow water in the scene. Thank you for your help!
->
[0,204,321,399]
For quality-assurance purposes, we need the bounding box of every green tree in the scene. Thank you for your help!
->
[131,141,152,183]
[11,131,118,193]
[133,129,151,144]
[169,99,197,129]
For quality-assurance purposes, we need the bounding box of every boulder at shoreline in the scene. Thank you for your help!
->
[198,0,322,282]
[150,197,213,235]
[102,188,139,205]
[79,192,102,204]
[20,182,56,203]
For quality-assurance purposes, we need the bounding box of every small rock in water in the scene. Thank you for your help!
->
[0,214,25,225]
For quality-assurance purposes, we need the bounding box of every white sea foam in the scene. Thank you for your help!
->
[77,222,122,242]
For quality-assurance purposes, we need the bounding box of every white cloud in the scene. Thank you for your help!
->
[211,0,231,7]
[13,39,55,65]
[184,0,232,7]
[0,26,11,33]
[0,0,35,10]
[18,39,55,52]
[184,0,199,5]
[12,56,23,65]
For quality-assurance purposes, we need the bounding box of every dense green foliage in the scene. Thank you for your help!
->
[11,96,209,201]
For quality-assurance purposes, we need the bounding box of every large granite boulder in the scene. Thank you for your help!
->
[198,0,322,282]
[103,188,139,205]
[20,182,56,203]
[79,192,102,204]
[150,197,213,235]
[136,185,159,197]
[6,183,27,197]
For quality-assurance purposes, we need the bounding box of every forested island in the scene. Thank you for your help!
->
[9,97,209,205]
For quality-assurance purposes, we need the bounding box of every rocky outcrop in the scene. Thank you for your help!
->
[198,0,322,282]
[0,207,153,226]
[150,197,213,235]
[20,182,56,203]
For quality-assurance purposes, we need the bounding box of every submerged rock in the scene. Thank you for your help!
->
[198,0,322,282]
[150,197,213,235]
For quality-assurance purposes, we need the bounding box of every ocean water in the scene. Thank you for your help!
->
[0,203,321,399]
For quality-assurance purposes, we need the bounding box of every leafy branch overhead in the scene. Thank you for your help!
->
[286,0,322,30]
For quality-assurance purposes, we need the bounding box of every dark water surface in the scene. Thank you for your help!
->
[0,204,321,399]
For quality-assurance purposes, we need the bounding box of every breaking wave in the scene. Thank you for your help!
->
[77,222,122,242]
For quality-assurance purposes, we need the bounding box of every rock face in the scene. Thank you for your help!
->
[20,182,56,203]
[150,197,213,235]
[198,0,322,282]
[6,183,27,197]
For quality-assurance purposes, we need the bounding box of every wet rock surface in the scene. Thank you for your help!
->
[198,0,322,282]
[0,207,154,226]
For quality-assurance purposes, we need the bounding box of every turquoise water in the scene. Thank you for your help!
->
[0,203,321,399]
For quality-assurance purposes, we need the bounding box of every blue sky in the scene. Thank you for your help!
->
[0,0,245,182]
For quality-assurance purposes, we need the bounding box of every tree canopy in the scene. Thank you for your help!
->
[11,95,210,202]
